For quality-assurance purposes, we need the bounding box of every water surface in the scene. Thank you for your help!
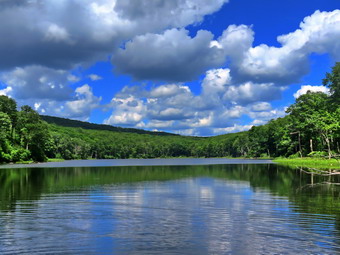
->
[1,162,340,254]
[0,158,273,169]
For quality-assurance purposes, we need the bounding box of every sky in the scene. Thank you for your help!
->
[0,0,339,136]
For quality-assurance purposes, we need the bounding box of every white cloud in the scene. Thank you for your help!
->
[0,86,12,96]
[23,84,102,121]
[200,68,232,109]
[0,66,73,100]
[150,84,190,98]
[67,74,80,82]
[293,85,330,98]
[213,124,253,135]
[250,119,267,126]
[64,84,102,120]
[44,24,72,43]
[111,9,340,84]
[248,109,286,121]
[112,29,225,81]
[227,10,340,84]
[103,68,286,135]
[223,82,282,104]
[251,102,272,112]
[114,0,229,29]
[88,74,103,81]
[104,96,146,126]
[217,24,254,66]
[0,0,229,70]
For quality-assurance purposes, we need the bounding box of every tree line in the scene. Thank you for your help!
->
[0,62,339,163]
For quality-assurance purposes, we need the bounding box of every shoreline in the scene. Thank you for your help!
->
[273,157,340,170]
[1,157,338,170]
[0,158,274,169]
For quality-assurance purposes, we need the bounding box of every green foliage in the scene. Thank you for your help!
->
[10,148,31,162]
[323,61,340,104]
[41,115,178,137]
[274,157,340,170]
[0,99,50,163]
[0,95,17,130]
[0,112,11,141]
[307,151,328,158]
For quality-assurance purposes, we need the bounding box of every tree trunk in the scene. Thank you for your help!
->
[322,133,332,159]
[326,137,332,159]
[298,131,302,158]
[310,139,313,153]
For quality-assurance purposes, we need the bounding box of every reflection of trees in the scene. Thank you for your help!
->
[1,164,340,219]
[0,168,45,211]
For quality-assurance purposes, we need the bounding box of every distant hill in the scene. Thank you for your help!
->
[41,115,179,137]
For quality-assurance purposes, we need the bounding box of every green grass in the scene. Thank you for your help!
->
[8,158,65,165]
[273,157,340,170]
[47,158,65,162]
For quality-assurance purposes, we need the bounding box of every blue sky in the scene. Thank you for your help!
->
[0,0,339,136]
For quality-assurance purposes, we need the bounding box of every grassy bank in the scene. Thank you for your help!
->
[14,158,65,164]
[273,157,340,170]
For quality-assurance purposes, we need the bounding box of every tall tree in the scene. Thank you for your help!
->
[17,105,50,161]
[0,96,17,138]
[323,62,340,105]
[286,91,337,158]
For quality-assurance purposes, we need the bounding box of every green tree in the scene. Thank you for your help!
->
[323,62,340,104]
[0,112,11,140]
[0,112,12,162]
[17,105,50,161]
[0,95,17,138]
[286,91,337,158]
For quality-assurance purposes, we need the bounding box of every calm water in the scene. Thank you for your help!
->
[1,162,340,254]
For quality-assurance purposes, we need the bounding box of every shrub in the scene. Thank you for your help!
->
[307,151,328,158]
[288,152,300,159]
[11,148,31,162]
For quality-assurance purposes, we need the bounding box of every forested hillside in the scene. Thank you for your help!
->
[41,115,178,136]
[0,63,339,163]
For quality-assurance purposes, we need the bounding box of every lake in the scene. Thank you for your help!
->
[1,159,340,254]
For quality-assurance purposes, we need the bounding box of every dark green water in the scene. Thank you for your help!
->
[1,162,340,254]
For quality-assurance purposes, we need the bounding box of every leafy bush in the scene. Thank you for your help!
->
[11,148,31,162]
[0,152,12,162]
[307,151,328,158]
[288,152,300,159]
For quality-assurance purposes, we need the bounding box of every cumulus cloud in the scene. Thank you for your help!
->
[293,85,330,98]
[200,68,232,109]
[0,86,12,96]
[217,25,254,66]
[114,0,228,27]
[105,95,146,126]
[88,74,103,81]
[44,24,72,44]
[248,109,286,122]
[112,10,340,84]
[65,84,102,119]
[112,29,225,81]
[0,0,228,70]
[25,84,102,121]
[251,102,272,112]
[224,10,340,84]
[223,82,283,104]
[212,124,254,135]
[104,68,286,135]
[0,66,73,100]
